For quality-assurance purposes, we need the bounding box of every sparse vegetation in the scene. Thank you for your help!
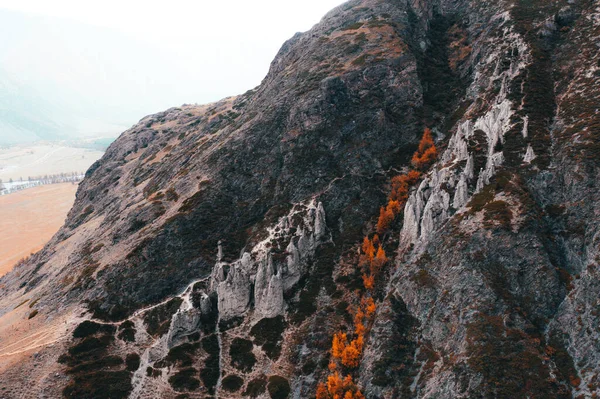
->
[230,337,256,372]
[166,187,179,201]
[267,375,291,399]
[144,297,183,337]
[73,320,116,338]
[250,316,287,360]
[200,334,220,394]
[125,353,140,371]
[222,374,244,392]
[117,320,136,342]
[168,368,200,392]
[342,22,364,31]
[243,376,267,398]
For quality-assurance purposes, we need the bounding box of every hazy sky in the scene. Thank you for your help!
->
[0,0,344,141]
[0,0,345,103]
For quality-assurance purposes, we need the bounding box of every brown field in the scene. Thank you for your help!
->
[0,183,78,277]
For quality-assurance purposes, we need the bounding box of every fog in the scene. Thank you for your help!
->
[0,0,344,145]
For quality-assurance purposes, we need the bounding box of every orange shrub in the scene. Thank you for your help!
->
[363,297,376,317]
[328,360,337,372]
[387,199,401,215]
[372,234,380,248]
[341,344,361,368]
[411,128,438,170]
[359,237,375,270]
[376,206,395,234]
[327,372,344,397]
[390,175,410,202]
[318,374,365,399]
[372,246,387,275]
[316,383,329,399]
[332,332,348,359]
[407,169,422,184]
[354,306,364,325]
[361,237,375,259]
[418,127,434,153]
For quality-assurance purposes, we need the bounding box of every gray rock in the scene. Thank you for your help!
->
[254,252,284,318]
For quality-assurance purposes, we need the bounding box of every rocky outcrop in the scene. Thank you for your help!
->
[166,308,202,348]
[210,200,328,320]
[215,255,252,320]
[254,253,284,318]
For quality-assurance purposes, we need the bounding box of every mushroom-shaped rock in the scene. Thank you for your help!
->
[465,154,475,180]
[453,174,469,210]
[254,252,284,318]
[217,261,251,320]
[297,227,315,257]
[400,195,419,249]
[283,239,302,290]
[314,202,327,241]
[524,144,536,163]
[210,241,227,292]
[216,240,224,262]
[522,115,529,138]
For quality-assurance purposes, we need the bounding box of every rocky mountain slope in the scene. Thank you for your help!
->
[1,0,599,398]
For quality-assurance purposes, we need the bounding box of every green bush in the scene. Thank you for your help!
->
[243,376,267,397]
[267,376,290,399]
[222,374,244,392]
[230,338,256,372]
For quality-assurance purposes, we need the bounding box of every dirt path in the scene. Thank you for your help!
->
[0,308,77,360]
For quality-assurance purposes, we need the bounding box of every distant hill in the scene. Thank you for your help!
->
[0,70,69,144]
[0,10,198,146]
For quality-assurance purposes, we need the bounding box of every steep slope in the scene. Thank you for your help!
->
[0,0,599,398]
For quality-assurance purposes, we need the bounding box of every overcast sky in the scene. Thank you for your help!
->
[0,0,344,141]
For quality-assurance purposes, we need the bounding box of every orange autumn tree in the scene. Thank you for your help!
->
[360,237,375,264]
[390,170,421,203]
[332,332,348,360]
[359,236,388,291]
[320,297,377,398]
[363,297,376,318]
[316,373,365,399]
[318,127,436,399]
[376,205,395,234]
[412,127,438,170]
[376,127,436,234]
[372,246,387,275]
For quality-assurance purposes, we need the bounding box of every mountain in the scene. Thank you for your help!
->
[1,0,599,398]
[0,9,203,146]
[0,70,71,144]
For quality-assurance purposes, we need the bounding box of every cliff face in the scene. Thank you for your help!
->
[1,0,599,398]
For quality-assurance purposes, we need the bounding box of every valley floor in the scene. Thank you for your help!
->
[0,183,78,277]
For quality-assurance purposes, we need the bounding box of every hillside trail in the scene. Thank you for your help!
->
[0,316,73,358]
[90,276,210,327]
[0,276,210,360]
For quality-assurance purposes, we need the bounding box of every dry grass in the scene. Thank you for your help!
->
[0,183,78,277]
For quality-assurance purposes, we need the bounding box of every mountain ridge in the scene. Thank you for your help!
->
[0,0,599,398]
